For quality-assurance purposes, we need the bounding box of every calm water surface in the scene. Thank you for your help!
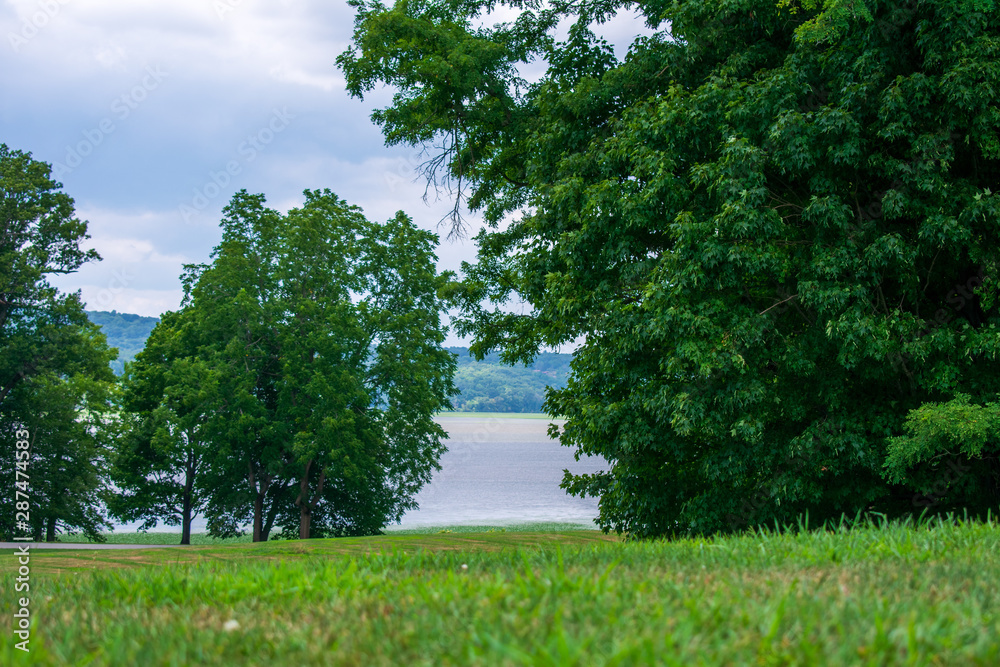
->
[395,415,607,528]
[117,415,606,533]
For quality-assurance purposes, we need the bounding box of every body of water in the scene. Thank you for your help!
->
[395,415,606,528]
[115,414,606,533]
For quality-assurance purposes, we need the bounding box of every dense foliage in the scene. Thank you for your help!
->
[84,313,571,412]
[111,190,457,541]
[341,0,1000,536]
[0,145,118,541]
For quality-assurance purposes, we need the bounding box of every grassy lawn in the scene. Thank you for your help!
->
[50,522,598,545]
[3,517,998,665]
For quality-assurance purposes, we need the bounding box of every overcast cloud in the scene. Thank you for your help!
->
[2,0,649,343]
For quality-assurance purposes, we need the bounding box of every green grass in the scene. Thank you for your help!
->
[53,532,254,546]
[4,517,999,665]
[50,522,597,545]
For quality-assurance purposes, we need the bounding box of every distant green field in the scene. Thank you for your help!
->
[3,517,998,665]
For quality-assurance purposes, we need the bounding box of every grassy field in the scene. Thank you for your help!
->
[3,516,998,665]
[51,522,597,545]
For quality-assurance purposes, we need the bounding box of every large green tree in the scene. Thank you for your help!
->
[0,358,117,542]
[127,190,457,541]
[0,144,103,408]
[0,145,118,541]
[341,0,1000,536]
[108,310,215,545]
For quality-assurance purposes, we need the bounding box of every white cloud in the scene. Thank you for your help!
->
[5,0,646,349]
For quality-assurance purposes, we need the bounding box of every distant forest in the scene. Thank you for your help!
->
[85,310,159,376]
[445,347,570,413]
[85,311,571,412]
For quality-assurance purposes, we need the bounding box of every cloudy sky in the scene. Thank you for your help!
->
[3,0,647,341]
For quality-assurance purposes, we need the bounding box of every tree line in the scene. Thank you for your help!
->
[339,0,1000,535]
[3,0,999,543]
[85,318,574,414]
[1,154,456,543]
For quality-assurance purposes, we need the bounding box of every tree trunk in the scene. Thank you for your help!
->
[181,499,192,545]
[248,462,271,542]
[295,461,326,540]
[261,483,283,542]
[299,505,311,540]
[296,460,313,540]
[253,492,265,542]
[45,516,56,542]
[181,447,198,545]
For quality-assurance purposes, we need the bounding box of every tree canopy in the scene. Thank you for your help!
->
[0,145,118,541]
[341,0,1000,536]
[113,190,457,541]
[0,144,106,408]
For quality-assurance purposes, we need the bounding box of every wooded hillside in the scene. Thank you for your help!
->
[85,312,570,411]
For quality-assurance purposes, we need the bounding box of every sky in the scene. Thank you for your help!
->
[2,0,649,343]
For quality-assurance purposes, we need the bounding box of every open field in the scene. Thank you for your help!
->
[50,522,598,546]
[3,517,999,665]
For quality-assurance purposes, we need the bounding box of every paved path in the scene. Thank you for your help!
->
[0,542,185,550]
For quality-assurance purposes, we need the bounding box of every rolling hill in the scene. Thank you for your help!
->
[85,311,572,412]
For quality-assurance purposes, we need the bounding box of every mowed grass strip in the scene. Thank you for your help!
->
[51,521,599,546]
[19,530,616,575]
[3,519,998,666]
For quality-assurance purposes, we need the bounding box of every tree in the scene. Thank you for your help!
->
[0,144,102,408]
[341,0,1000,536]
[0,144,118,541]
[0,330,117,542]
[108,310,215,545]
[148,190,457,540]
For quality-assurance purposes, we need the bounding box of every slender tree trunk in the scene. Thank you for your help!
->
[248,462,272,542]
[45,516,56,542]
[299,505,311,540]
[261,482,283,542]
[296,461,326,540]
[181,499,192,545]
[296,460,313,540]
[253,493,265,542]
[180,447,201,546]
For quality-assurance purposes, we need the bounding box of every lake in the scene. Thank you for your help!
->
[395,415,607,528]
[116,414,607,533]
